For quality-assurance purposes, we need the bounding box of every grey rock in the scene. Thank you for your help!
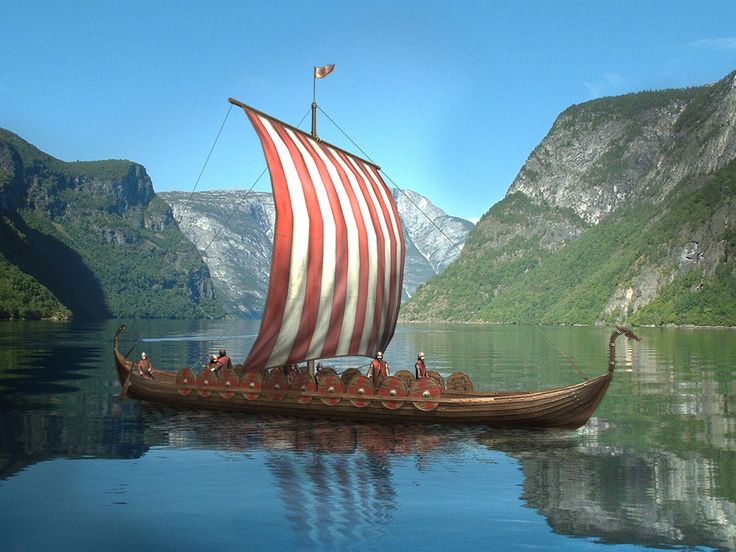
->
[161,188,473,317]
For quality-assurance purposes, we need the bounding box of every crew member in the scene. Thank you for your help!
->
[138,352,153,379]
[415,351,428,379]
[368,351,389,387]
[216,349,233,372]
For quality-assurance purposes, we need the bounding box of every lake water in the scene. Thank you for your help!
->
[0,320,734,551]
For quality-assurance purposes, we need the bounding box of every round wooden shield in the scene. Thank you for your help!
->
[218,368,239,399]
[264,371,289,401]
[378,376,408,410]
[196,369,217,397]
[316,366,337,384]
[290,372,317,404]
[346,374,375,408]
[340,367,361,388]
[175,367,196,396]
[427,370,445,390]
[239,371,263,400]
[410,378,442,411]
[446,371,474,392]
[318,373,344,406]
[394,369,415,389]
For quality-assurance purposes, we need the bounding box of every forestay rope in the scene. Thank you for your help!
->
[316,105,465,257]
[317,106,589,381]
[168,107,314,360]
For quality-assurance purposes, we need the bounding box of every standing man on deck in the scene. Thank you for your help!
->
[368,351,390,387]
[138,352,153,379]
[415,352,428,379]
[215,349,233,373]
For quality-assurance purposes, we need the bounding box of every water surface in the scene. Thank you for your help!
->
[0,320,733,551]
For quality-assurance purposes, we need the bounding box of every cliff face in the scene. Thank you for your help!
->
[160,190,275,318]
[402,70,736,326]
[0,129,219,319]
[393,189,474,298]
[509,76,736,224]
[160,188,474,317]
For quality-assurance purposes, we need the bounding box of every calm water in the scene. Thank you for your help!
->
[0,320,734,551]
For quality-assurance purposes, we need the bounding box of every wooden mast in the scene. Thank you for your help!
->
[312,66,318,138]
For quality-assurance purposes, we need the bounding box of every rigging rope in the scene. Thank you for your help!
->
[318,105,588,381]
[533,327,589,381]
[177,104,234,224]
[121,105,235,360]
[317,105,464,257]
[172,107,313,363]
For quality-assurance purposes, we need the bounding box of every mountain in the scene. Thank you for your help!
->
[401,70,736,326]
[160,188,474,317]
[393,188,475,298]
[0,129,221,320]
[160,190,275,318]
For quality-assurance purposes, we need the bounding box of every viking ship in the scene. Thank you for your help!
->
[114,88,639,429]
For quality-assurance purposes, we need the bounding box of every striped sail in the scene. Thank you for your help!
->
[240,105,405,370]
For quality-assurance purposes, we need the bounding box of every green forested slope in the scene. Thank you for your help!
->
[402,72,736,326]
[0,128,222,320]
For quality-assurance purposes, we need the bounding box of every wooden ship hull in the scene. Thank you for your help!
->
[114,325,638,429]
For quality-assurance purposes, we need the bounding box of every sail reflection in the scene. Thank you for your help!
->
[156,413,455,549]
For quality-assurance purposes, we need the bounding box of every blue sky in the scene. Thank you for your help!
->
[2,1,735,222]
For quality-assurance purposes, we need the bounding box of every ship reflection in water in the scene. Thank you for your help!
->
[152,409,735,551]
[158,411,450,548]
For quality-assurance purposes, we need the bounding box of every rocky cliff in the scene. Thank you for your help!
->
[160,188,474,317]
[393,188,474,298]
[402,70,736,326]
[0,129,220,319]
[160,190,275,318]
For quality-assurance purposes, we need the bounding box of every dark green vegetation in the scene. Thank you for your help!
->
[402,71,736,326]
[0,129,222,320]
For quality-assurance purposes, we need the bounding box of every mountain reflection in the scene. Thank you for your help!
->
[479,428,736,552]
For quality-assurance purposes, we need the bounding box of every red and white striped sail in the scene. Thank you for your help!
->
[240,106,405,370]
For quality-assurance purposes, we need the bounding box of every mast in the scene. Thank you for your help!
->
[312,67,318,138]
[311,63,334,139]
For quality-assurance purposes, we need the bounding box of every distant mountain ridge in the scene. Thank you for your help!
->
[160,188,474,317]
[401,69,736,326]
[7,69,736,325]
[0,123,472,320]
[392,188,474,298]
[0,128,220,319]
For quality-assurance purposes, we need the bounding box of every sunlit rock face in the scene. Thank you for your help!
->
[161,188,474,317]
